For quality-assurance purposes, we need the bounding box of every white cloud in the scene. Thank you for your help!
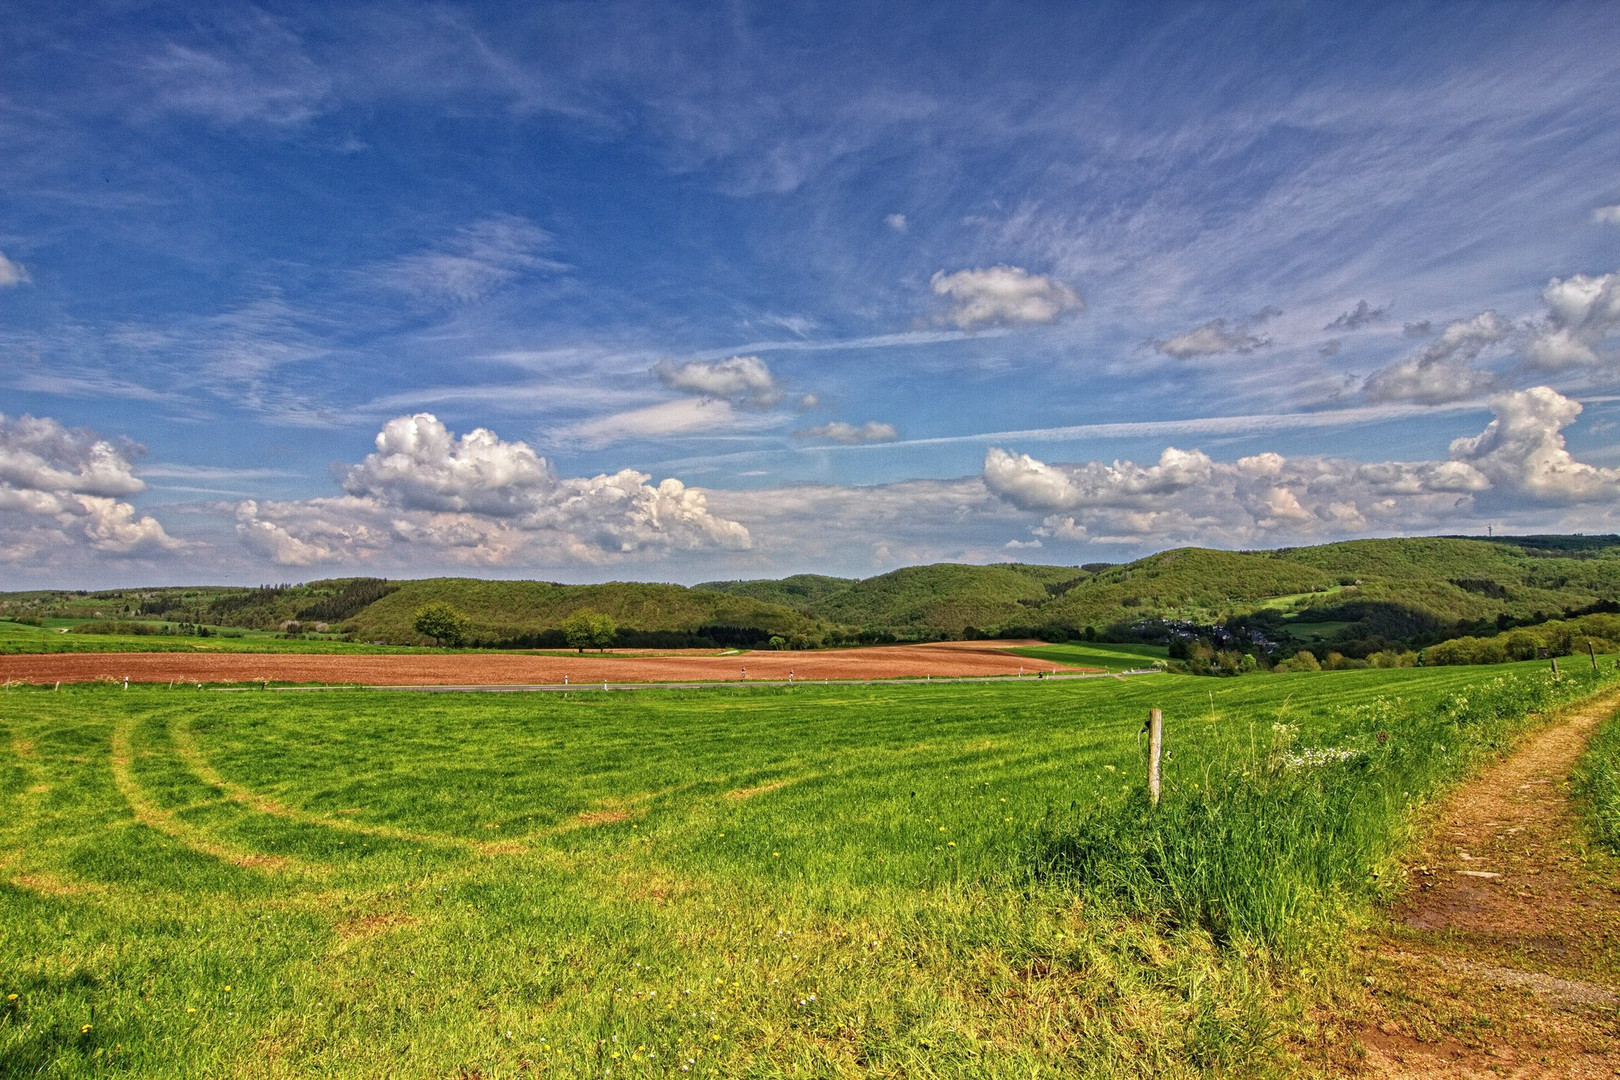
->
[1362,311,1510,403]
[0,414,180,556]
[983,446,1213,512]
[566,399,740,448]
[1524,270,1620,371]
[0,252,29,287]
[981,387,1614,548]
[1151,307,1280,358]
[930,266,1082,330]
[1594,205,1620,225]
[655,355,783,407]
[1449,387,1620,501]
[885,213,907,232]
[795,421,898,444]
[236,413,750,566]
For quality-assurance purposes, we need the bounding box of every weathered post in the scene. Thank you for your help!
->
[1148,707,1164,807]
[1550,656,1559,678]
[1589,640,1599,674]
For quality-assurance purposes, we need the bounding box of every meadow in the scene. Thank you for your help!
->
[3,661,1616,1077]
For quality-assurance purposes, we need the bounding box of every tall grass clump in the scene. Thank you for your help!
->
[1030,665,1618,951]
[1572,710,1620,852]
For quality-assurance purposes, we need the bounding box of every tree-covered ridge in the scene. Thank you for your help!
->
[343,578,823,648]
[3,535,1617,655]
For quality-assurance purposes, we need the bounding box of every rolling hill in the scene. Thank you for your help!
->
[4,535,1617,655]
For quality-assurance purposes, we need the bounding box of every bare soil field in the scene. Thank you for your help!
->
[1307,690,1620,1078]
[0,639,1087,686]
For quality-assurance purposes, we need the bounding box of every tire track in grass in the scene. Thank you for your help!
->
[167,712,623,859]
[108,712,327,878]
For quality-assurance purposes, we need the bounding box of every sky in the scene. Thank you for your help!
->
[2,1,1619,588]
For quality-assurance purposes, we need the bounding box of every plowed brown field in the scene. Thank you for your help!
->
[0,640,1086,686]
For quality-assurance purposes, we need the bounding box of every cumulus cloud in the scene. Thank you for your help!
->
[930,266,1082,330]
[1362,311,1510,403]
[1524,270,1620,371]
[1594,205,1620,225]
[0,414,180,555]
[795,421,899,444]
[235,413,750,566]
[980,387,1614,548]
[1152,307,1279,358]
[655,355,782,408]
[378,216,563,302]
[1449,387,1620,501]
[1325,300,1388,331]
[885,213,908,232]
[0,252,29,287]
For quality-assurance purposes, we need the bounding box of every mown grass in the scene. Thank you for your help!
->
[1573,709,1620,852]
[1004,641,1169,671]
[2,662,1615,1077]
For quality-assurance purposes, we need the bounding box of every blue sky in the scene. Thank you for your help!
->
[3,1,1619,586]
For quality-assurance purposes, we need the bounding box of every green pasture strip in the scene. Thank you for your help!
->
[2,663,1615,1077]
[0,634,437,656]
[1004,641,1169,671]
[1573,706,1620,852]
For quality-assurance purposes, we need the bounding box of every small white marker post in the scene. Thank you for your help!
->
[1147,707,1164,808]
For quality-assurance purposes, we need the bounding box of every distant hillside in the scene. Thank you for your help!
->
[1040,549,1334,629]
[693,574,856,609]
[809,563,1086,636]
[696,563,1089,637]
[345,578,822,647]
[4,534,1617,657]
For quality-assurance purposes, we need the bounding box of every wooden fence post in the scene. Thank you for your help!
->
[1148,707,1163,807]
[1589,640,1599,674]
[1550,656,1559,678]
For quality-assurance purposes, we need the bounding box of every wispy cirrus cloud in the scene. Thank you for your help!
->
[0,252,29,287]
[375,216,565,303]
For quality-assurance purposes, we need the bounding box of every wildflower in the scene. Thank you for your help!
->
[81,1024,92,1033]
[947,841,956,848]
[5,994,15,1001]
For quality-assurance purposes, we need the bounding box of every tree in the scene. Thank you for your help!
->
[413,601,468,647]
[562,609,616,652]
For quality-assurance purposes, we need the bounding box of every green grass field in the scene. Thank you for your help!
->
[4,662,1615,1077]
[1003,641,1169,671]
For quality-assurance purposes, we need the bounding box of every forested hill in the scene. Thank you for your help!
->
[2,534,1618,655]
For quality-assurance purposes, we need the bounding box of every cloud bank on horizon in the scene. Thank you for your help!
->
[2,2,1619,585]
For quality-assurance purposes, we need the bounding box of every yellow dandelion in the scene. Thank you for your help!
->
[81,1024,92,1033]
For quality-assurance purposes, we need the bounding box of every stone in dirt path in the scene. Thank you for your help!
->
[1310,690,1620,1078]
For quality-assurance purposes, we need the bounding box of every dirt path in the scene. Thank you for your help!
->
[1311,690,1620,1077]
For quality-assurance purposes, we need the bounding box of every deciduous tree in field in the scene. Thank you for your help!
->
[413,601,469,647]
[562,609,617,652]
